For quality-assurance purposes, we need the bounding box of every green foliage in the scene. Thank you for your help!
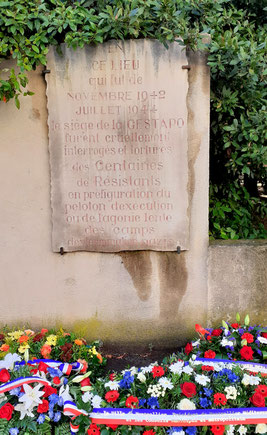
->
[0,0,266,239]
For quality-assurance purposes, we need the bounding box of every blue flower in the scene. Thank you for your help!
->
[199,397,210,408]
[186,428,197,435]
[9,429,19,435]
[139,398,146,407]
[203,387,213,397]
[48,367,62,378]
[9,387,21,396]
[37,414,45,425]
[147,397,159,409]
[119,371,134,389]
[58,396,64,407]
[167,429,184,434]
[48,410,54,419]
[63,377,68,385]
[48,393,59,404]
[53,411,61,422]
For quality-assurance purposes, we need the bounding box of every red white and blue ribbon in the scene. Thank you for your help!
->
[193,357,267,375]
[90,407,267,427]
[63,401,88,434]
[0,376,51,394]
[15,359,83,375]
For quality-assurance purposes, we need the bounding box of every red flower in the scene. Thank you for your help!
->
[180,382,197,398]
[152,366,165,378]
[0,403,14,421]
[185,342,193,355]
[210,425,225,434]
[231,323,240,329]
[201,365,214,371]
[37,399,49,413]
[109,373,115,381]
[204,350,216,359]
[80,378,91,387]
[33,333,44,342]
[207,335,212,341]
[0,369,10,383]
[255,385,267,398]
[214,393,227,406]
[261,333,267,339]
[53,377,61,385]
[0,334,5,341]
[87,423,100,435]
[43,385,57,398]
[125,396,139,408]
[38,362,49,373]
[106,424,119,430]
[105,390,120,403]
[239,345,254,361]
[30,368,38,375]
[241,333,254,343]
[211,329,223,337]
[250,392,266,407]
[143,431,156,435]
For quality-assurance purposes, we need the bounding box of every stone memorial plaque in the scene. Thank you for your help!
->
[46,40,189,252]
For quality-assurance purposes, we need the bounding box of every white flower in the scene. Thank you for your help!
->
[192,340,200,347]
[147,384,165,398]
[137,372,146,383]
[104,380,120,390]
[59,384,73,403]
[225,385,238,400]
[177,398,196,410]
[91,395,103,408]
[0,353,21,370]
[255,423,267,434]
[172,431,185,435]
[158,377,174,390]
[237,426,247,434]
[182,365,194,375]
[195,374,210,386]
[141,363,157,374]
[221,338,234,348]
[242,374,261,386]
[82,391,93,403]
[169,361,184,375]
[18,383,44,409]
[226,425,235,435]
[258,337,267,344]
[14,403,35,420]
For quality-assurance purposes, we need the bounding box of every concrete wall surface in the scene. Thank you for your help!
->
[208,240,267,326]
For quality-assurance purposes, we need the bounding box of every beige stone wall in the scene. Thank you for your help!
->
[208,240,267,326]
[0,45,210,346]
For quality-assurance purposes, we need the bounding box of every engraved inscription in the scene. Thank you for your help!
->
[46,40,189,252]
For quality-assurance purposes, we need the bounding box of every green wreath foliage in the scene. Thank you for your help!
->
[0,0,266,239]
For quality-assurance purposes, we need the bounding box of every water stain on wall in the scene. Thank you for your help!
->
[118,251,152,301]
[158,252,188,319]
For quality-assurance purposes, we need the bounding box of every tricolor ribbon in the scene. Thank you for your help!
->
[63,401,88,434]
[90,407,267,427]
[193,357,267,375]
[15,359,83,374]
[0,376,51,394]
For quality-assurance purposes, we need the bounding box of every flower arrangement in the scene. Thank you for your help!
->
[1,318,267,434]
[0,327,105,379]
[70,355,267,434]
[182,315,267,363]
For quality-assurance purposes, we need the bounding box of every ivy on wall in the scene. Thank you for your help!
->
[0,0,266,239]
